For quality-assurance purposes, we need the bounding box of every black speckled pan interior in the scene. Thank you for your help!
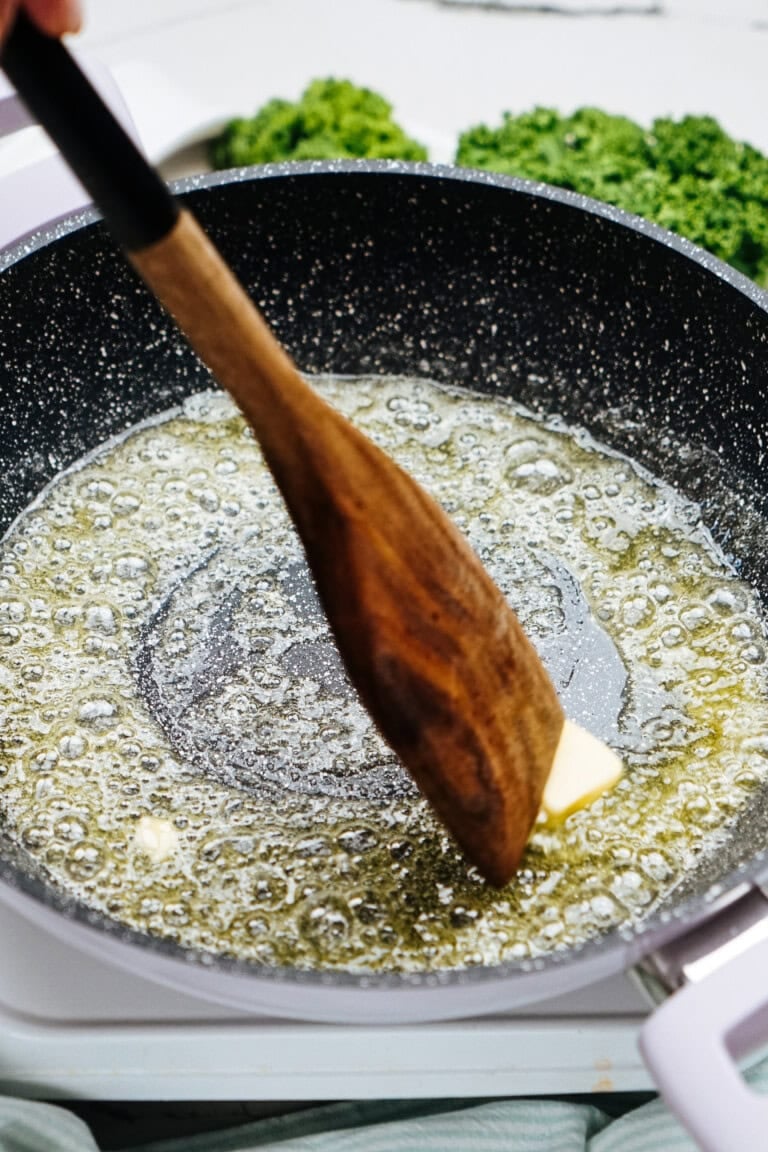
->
[2,161,768,1017]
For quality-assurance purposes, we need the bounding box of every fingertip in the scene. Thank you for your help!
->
[0,0,15,43]
[23,0,82,37]
[64,0,82,34]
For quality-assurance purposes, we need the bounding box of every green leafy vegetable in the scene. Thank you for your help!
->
[456,107,768,285]
[210,78,427,168]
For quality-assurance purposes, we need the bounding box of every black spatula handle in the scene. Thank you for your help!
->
[1,12,179,251]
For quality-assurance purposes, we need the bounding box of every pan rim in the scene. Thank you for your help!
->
[1,159,768,1009]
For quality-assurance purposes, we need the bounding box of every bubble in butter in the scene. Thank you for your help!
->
[1,374,768,973]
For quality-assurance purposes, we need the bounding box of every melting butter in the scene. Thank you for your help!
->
[543,720,623,821]
[133,816,179,863]
[1,375,767,973]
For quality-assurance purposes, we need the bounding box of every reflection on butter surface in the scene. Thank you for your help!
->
[0,375,767,972]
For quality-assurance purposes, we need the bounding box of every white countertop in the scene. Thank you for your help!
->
[28,0,768,165]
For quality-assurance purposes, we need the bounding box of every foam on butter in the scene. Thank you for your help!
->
[2,375,768,973]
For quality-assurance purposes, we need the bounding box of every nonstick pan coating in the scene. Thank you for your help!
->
[1,161,768,1020]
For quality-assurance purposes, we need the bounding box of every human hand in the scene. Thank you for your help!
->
[0,0,81,40]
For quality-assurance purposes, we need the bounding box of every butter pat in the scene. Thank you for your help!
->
[542,719,623,821]
[133,815,179,863]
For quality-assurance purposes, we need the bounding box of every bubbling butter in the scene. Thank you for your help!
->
[0,375,767,973]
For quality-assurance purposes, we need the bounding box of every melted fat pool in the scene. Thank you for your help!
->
[1,375,767,972]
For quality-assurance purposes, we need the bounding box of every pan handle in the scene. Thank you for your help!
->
[638,890,768,1152]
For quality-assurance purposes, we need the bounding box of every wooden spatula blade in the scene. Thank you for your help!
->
[296,427,566,884]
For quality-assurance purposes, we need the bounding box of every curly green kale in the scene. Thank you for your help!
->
[456,108,768,285]
[210,78,428,169]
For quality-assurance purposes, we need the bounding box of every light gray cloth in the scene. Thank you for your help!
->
[0,1097,98,1152]
[1,1057,767,1152]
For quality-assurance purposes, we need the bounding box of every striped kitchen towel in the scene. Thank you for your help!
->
[1,1059,767,1152]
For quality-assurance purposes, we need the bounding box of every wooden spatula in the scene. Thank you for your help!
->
[1,14,598,886]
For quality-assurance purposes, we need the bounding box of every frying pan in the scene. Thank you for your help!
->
[2,160,768,1148]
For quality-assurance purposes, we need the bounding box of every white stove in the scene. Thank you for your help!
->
[0,899,651,1101]
[0,192,652,1107]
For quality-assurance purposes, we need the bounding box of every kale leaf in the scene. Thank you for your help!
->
[456,108,768,285]
[210,78,427,168]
